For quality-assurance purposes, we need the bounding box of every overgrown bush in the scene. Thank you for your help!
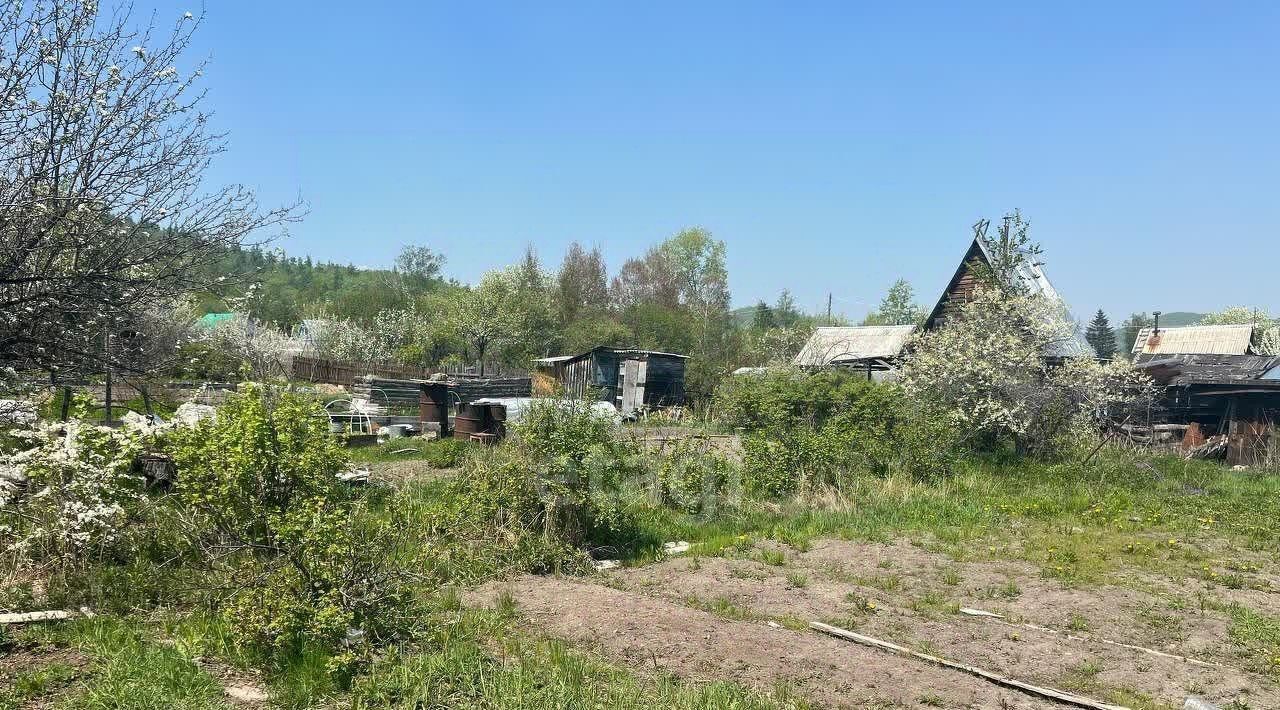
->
[717,368,958,495]
[655,439,736,514]
[421,437,470,468]
[0,396,145,567]
[427,398,641,575]
[899,287,1154,458]
[168,384,417,658]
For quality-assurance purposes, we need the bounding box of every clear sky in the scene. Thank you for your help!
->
[169,1,1277,322]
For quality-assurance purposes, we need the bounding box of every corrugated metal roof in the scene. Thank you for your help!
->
[604,348,690,359]
[1130,324,1254,355]
[792,325,916,367]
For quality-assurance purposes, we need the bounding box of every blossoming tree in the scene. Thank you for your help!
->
[900,283,1153,457]
[0,2,298,382]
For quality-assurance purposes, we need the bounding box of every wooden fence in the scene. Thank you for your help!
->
[291,355,528,387]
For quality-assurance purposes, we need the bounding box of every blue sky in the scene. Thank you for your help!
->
[173,1,1277,322]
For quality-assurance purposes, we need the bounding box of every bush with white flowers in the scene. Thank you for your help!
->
[899,287,1155,457]
[0,404,143,564]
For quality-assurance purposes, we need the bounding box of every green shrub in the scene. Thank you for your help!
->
[422,437,471,468]
[168,384,417,657]
[426,398,643,575]
[721,369,958,496]
[656,439,736,514]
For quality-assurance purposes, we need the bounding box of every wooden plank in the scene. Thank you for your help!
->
[809,621,1130,710]
[0,610,74,624]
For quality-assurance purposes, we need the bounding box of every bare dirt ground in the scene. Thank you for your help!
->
[195,659,269,708]
[473,538,1280,709]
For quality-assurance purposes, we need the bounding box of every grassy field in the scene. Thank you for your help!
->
[3,433,1279,708]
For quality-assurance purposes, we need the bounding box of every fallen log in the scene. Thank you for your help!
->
[810,621,1129,710]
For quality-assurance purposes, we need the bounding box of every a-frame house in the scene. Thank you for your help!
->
[922,235,1095,360]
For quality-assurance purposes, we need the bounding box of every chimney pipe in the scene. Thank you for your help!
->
[1152,311,1162,336]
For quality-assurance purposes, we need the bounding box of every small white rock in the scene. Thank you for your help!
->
[224,685,268,703]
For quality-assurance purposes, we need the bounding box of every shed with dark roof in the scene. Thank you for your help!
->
[1135,353,1280,465]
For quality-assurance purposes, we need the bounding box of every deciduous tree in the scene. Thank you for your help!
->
[0,3,298,380]
[863,279,925,326]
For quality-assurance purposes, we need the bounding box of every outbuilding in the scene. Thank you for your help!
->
[1136,353,1280,466]
[532,347,688,414]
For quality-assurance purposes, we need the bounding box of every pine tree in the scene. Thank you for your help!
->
[752,300,776,330]
[1085,309,1118,359]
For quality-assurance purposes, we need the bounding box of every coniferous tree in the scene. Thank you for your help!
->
[752,301,776,330]
[1085,309,1118,359]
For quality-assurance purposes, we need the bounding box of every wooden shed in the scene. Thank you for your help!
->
[533,347,688,414]
[1136,354,1280,466]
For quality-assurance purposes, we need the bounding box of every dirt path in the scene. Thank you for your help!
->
[474,537,1280,709]
[477,575,1070,709]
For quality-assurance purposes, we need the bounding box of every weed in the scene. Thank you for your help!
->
[862,574,903,592]
[730,566,768,581]
[909,591,958,618]
[2,662,79,703]
[684,594,759,621]
[758,549,786,567]
[785,571,808,589]
[1066,613,1090,632]
[842,592,877,614]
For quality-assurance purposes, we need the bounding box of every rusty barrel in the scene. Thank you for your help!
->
[452,403,486,439]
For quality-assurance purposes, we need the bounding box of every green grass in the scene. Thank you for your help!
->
[11,617,230,709]
[347,437,472,466]
[1224,603,1280,675]
[758,549,785,567]
[12,434,1280,708]
[9,607,804,710]
[350,606,804,709]
[0,662,80,708]
[612,452,1280,586]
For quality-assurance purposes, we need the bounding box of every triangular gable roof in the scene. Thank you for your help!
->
[923,236,1094,359]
